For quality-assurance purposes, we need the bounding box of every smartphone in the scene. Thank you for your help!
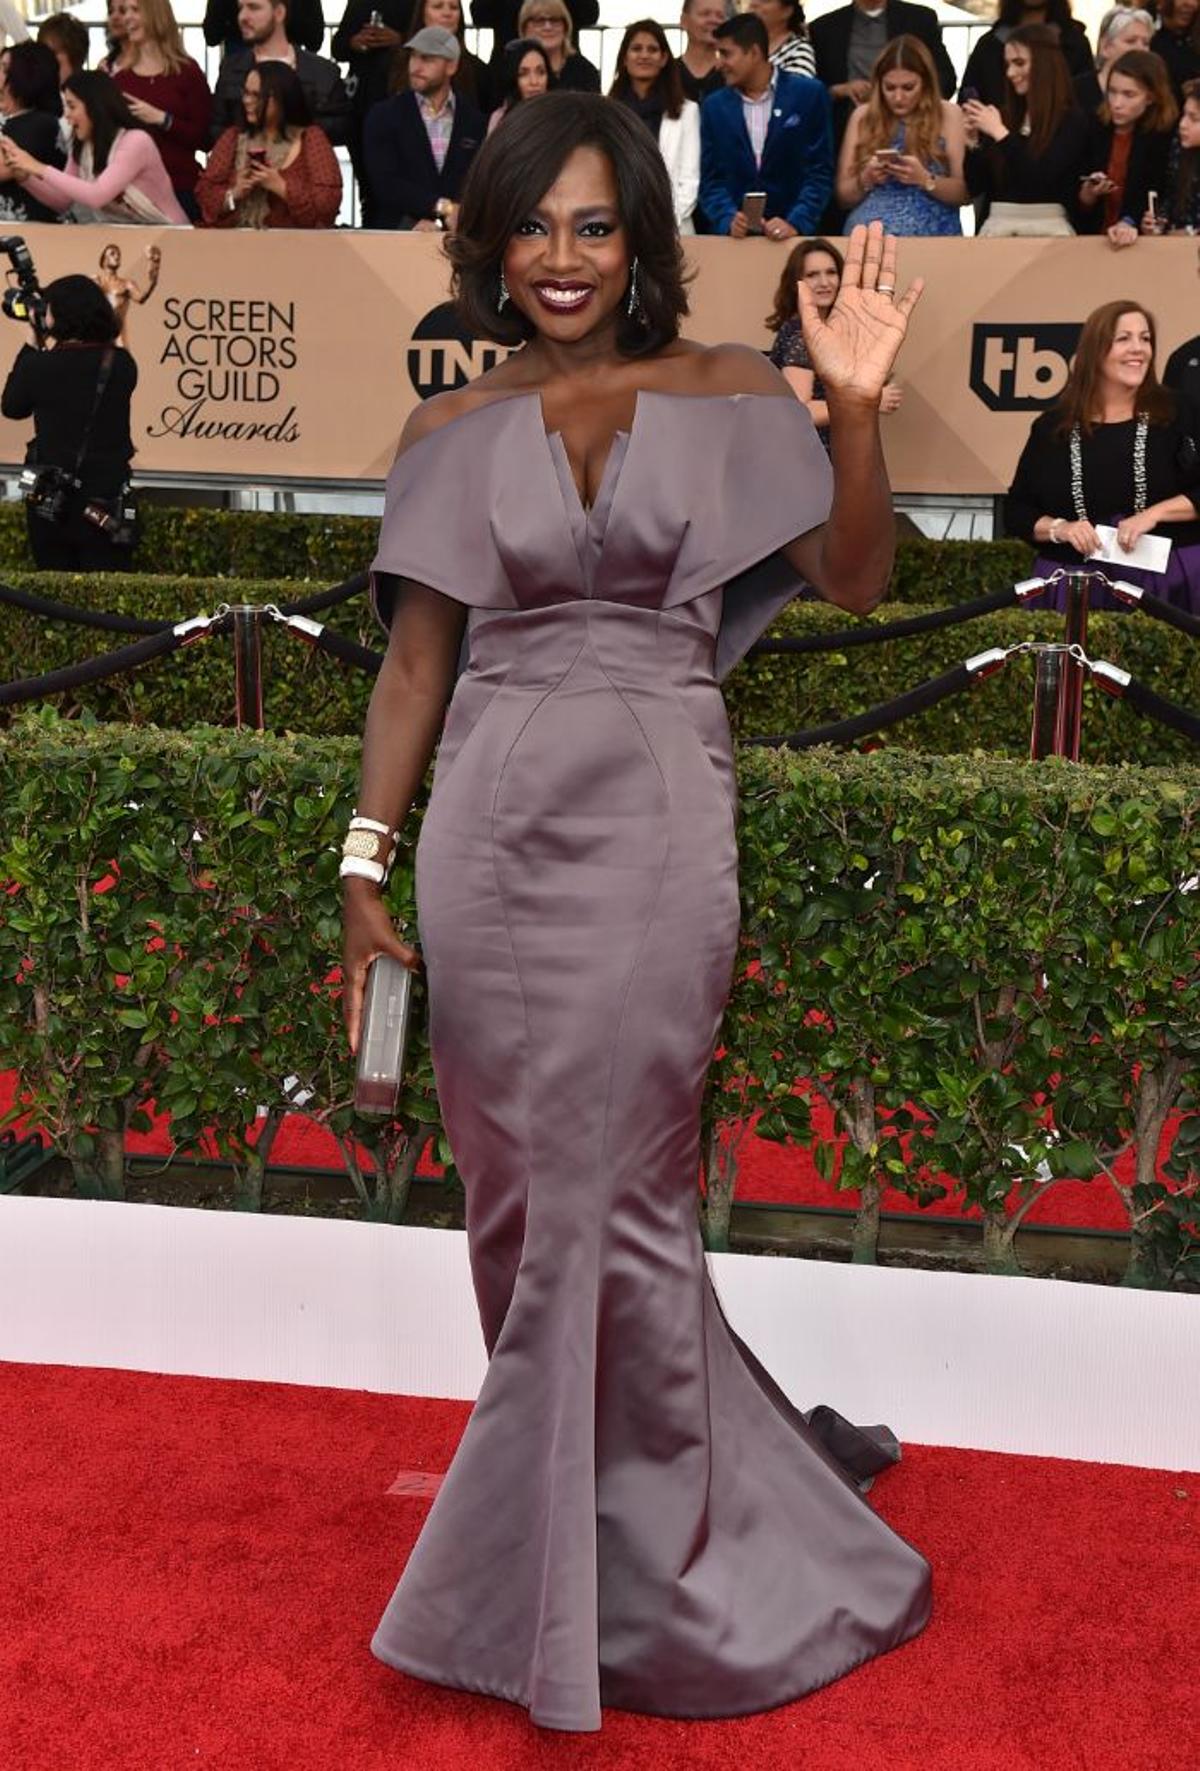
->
[369,8,383,23]
[961,86,978,104]
[354,954,414,1116]
[247,147,267,165]
[742,190,766,234]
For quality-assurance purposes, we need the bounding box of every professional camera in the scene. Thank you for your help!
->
[0,235,49,340]
[83,490,138,550]
[18,463,77,525]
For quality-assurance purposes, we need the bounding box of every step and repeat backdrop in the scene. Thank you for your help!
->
[0,227,1193,492]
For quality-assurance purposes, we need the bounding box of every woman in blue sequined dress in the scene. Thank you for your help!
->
[836,35,966,235]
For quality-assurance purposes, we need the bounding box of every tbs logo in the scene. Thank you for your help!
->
[970,323,1083,411]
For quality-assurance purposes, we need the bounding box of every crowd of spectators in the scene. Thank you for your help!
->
[0,0,1188,239]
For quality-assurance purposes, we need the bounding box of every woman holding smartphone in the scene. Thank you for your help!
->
[196,61,341,228]
[836,35,967,234]
[963,22,1088,233]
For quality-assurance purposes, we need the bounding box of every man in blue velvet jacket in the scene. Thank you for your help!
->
[699,12,833,239]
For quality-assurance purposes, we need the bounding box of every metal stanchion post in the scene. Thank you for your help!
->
[1029,573,1090,760]
[1056,571,1090,761]
[232,605,264,730]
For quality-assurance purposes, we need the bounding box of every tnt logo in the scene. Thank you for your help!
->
[970,323,1083,411]
[407,301,518,399]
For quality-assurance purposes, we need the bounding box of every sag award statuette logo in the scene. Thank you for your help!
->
[147,296,300,442]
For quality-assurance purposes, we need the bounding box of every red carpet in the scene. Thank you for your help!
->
[1,1361,1196,1770]
[0,1070,1148,1231]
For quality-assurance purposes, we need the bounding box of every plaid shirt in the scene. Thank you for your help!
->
[416,88,456,173]
[740,73,776,170]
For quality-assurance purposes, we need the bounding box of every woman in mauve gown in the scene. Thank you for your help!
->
[342,91,932,1736]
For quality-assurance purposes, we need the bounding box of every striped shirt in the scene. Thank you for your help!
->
[769,33,817,80]
[740,72,776,169]
[416,88,456,172]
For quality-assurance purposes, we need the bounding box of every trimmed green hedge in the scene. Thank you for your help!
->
[1,717,1196,1285]
[0,502,1033,599]
[2,570,1195,766]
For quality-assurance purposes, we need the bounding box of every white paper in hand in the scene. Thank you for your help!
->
[1087,525,1172,576]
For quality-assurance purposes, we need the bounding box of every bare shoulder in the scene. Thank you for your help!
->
[681,341,792,400]
[394,362,529,457]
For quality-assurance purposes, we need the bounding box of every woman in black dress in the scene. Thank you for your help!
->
[0,41,64,225]
[963,23,1088,233]
[1005,299,1200,610]
[1077,49,1177,243]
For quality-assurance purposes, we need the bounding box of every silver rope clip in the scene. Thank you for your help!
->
[1090,659,1132,696]
[172,613,213,640]
[1108,579,1145,606]
[965,646,1010,678]
[1013,576,1048,600]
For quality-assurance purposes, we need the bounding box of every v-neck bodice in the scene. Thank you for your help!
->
[371,387,833,679]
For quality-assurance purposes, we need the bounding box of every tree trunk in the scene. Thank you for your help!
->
[236,1108,283,1212]
[386,1122,432,1225]
[981,1206,1022,1275]
[701,1124,735,1253]
[97,1127,125,1201]
[1122,1059,1184,1287]
[841,1078,880,1265]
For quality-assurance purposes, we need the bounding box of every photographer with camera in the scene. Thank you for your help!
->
[1,268,138,570]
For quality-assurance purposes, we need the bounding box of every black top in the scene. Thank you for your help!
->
[965,107,1088,209]
[1,343,137,499]
[678,60,722,106]
[0,111,65,224]
[958,20,1093,108]
[554,52,601,94]
[1004,398,1200,561]
[1164,135,1200,232]
[1151,25,1200,103]
[1164,338,1200,415]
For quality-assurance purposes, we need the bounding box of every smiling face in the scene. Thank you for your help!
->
[881,67,923,119]
[800,249,840,316]
[623,30,667,86]
[63,87,91,142]
[523,6,567,59]
[107,0,129,40]
[1106,68,1150,128]
[243,67,266,127]
[502,144,629,342]
[124,0,145,47]
[1003,42,1032,96]
[1101,310,1153,398]
[517,49,548,98]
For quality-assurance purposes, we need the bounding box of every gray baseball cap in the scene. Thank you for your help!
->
[405,24,462,60]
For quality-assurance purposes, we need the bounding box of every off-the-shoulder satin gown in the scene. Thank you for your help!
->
[367,388,932,1733]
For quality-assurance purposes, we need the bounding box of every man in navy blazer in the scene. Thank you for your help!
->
[699,13,833,239]
[363,25,484,230]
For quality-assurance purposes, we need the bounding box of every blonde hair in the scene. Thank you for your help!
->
[517,0,576,56]
[852,35,944,175]
[127,0,189,75]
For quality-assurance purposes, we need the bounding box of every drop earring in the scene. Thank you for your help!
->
[497,271,510,312]
[626,259,642,320]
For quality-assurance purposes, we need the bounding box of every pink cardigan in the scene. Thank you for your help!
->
[26,129,189,224]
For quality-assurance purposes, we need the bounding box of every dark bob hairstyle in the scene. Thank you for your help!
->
[447,90,689,359]
[45,274,121,345]
[3,40,62,115]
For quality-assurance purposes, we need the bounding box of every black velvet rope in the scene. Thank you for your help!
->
[295,624,383,673]
[0,615,231,708]
[277,572,369,617]
[0,579,167,633]
[1124,677,1200,745]
[746,661,976,749]
[1131,594,1200,643]
[0,570,369,633]
[747,586,1020,658]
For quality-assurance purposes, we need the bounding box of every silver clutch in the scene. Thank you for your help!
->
[354,954,414,1115]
